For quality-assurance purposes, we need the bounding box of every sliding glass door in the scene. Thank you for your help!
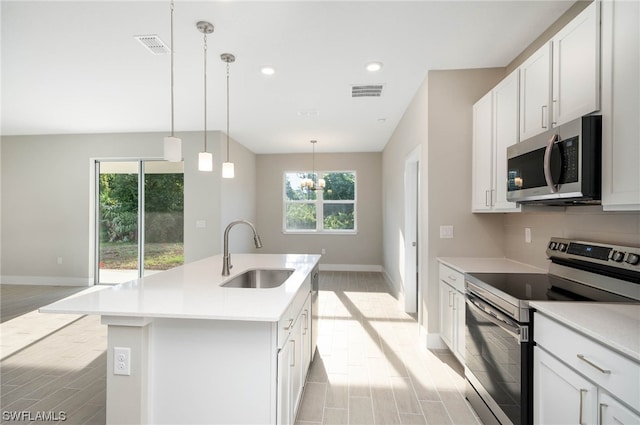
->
[96,160,184,284]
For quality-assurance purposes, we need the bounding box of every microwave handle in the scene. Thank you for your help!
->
[543,133,559,193]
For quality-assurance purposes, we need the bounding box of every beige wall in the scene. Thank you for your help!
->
[0,131,255,284]
[255,152,382,268]
[383,68,507,340]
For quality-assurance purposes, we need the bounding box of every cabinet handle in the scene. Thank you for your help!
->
[290,339,296,367]
[577,354,611,374]
[302,310,308,335]
[284,318,294,331]
[452,293,456,311]
[599,403,608,425]
[448,291,453,308]
[541,105,548,129]
[552,100,557,126]
[579,389,587,425]
[448,275,457,281]
[485,190,491,207]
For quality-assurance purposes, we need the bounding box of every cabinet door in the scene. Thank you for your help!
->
[439,280,454,350]
[277,338,293,425]
[601,0,640,210]
[599,391,640,425]
[520,43,551,141]
[492,69,521,212]
[534,347,597,425]
[453,291,465,363]
[300,299,312,385]
[472,91,494,212]
[552,1,600,127]
[290,317,303,420]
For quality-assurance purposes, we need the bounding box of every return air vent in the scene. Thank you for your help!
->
[351,84,384,98]
[134,35,170,55]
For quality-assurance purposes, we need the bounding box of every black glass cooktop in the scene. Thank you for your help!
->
[466,272,634,303]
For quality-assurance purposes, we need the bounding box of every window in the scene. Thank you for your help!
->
[284,171,356,233]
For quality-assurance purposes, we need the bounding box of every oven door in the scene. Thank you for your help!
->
[465,292,531,425]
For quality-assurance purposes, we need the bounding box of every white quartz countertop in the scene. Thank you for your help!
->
[530,301,640,361]
[40,254,320,322]
[437,257,546,274]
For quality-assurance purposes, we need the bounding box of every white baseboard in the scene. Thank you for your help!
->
[0,276,92,286]
[319,264,383,272]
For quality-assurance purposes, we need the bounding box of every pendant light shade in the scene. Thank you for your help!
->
[164,1,182,162]
[221,53,235,179]
[196,21,214,172]
[222,161,235,178]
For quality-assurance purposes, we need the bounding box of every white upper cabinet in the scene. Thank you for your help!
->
[472,70,521,213]
[519,1,600,141]
[472,91,494,212]
[493,69,521,211]
[519,43,552,141]
[551,1,600,127]
[601,0,640,210]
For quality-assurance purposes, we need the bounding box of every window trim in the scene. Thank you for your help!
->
[283,170,357,235]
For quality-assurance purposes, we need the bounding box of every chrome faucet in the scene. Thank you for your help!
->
[222,220,263,276]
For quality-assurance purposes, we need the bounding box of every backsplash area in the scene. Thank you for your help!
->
[504,206,640,269]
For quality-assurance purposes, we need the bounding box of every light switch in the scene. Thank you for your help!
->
[196,220,207,228]
[440,225,454,239]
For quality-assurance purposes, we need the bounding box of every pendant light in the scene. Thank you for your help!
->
[197,21,214,172]
[163,0,182,162]
[221,53,235,179]
[300,140,325,191]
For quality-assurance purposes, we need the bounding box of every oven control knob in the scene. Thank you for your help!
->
[625,253,640,266]
[548,242,557,250]
[557,243,567,252]
[612,251,625,262]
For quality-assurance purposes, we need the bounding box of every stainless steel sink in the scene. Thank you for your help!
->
[221,268,294,289]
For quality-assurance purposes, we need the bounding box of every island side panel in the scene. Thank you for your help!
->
[104,318,151,425]
[148,318,275,425]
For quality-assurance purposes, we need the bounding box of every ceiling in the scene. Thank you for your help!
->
[1,1,574,154]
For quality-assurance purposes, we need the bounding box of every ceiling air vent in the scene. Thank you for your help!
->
[134,35,170,55]
[351,84,384,98]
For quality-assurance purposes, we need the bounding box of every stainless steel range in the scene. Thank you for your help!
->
[464,237,640,425]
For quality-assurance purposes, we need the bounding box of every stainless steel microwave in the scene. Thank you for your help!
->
[506,115,601,205]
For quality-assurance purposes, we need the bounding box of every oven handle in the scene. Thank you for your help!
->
[466,293,529,344]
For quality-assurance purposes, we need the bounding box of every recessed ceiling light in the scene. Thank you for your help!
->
[261,66,275,76]
[378,118,386,123]
[366,61,383,72]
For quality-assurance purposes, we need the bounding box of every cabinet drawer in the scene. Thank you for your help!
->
[439,263,465,292]
[535,313,640,412]
[277,281,311,349]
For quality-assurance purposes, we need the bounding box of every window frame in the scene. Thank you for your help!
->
[282,170,357,235]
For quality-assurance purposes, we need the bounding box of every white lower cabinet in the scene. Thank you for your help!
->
[534,312,640,425]
[599,391,640,425]
[534,346,597,425]
[277,294,312,425]
[438,262,465,363]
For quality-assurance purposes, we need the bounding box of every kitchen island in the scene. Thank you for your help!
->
[40,253,321,425]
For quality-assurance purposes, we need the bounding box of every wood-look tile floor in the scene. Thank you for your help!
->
[296,271,481,425]
[0,272,481,425]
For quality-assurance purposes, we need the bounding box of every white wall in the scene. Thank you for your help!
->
[0,131,255,285]
[255,152,382,268]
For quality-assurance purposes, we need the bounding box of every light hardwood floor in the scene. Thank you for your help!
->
[0,272,481,425]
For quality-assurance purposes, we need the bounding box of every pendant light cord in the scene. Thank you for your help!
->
[170,1,175,137]
[226,61,230,162]
[203,33,208,151]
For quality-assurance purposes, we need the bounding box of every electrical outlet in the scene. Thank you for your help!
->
[196,220,206,228]
[56,257,63,265]
[113,347,131,376]
[525,228,532,244]
[321,248,326,255]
